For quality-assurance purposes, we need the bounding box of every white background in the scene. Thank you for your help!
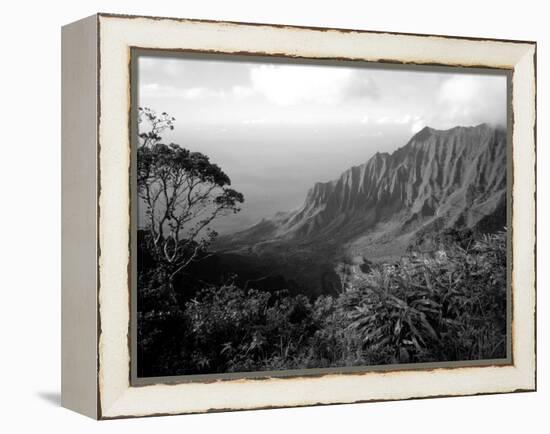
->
[0,0,546,432]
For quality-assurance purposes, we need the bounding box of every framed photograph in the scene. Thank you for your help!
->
[61,13,536,419]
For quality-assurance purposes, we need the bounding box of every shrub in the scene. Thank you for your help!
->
[137,231,508,376]
[347,231,507,364]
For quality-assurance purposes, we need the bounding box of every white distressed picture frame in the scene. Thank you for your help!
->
[61,13,536,419]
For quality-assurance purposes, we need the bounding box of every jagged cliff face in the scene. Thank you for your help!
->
[214,124,507,294]
[247,124,506,244]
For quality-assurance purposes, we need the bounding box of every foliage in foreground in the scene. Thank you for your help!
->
[137,231,507,377]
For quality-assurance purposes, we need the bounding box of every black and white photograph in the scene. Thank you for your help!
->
[134,53,509,378]
[0,0,545,428]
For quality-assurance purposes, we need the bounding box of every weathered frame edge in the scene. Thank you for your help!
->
[91,13,537,420]
[61,13,100,420]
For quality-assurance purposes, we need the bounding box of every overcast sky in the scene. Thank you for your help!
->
[138,54,507,234]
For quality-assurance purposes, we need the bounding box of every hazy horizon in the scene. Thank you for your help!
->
[137,54,508,235]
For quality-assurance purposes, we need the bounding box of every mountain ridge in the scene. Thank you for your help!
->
[213,124,507,294]
[219,124,506,247]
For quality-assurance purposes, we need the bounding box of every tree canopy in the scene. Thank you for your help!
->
[137,107,244,284]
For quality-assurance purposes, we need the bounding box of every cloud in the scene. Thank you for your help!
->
[138,55,252,95]
[231,85,255,99]
[374,114,421,127]
[139,57,185,78]
[139,55,507,136]
[249,64,378,106]
[368,113,427,134]
[342,74,379,100]
[410,119,425,133]
[434,74,507,128]
[242,118,268,125]
[395,114,413,124]
[140,83,254,101]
